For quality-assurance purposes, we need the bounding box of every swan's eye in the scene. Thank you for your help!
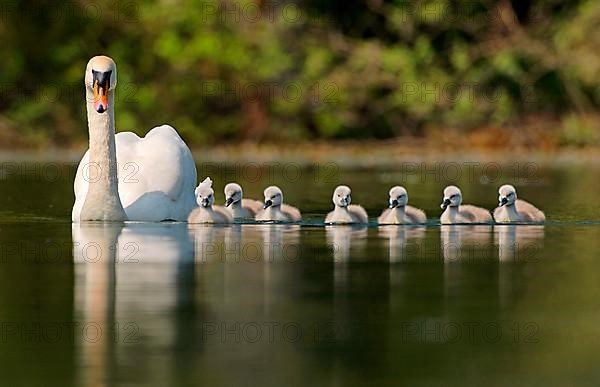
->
[451,194,457,199]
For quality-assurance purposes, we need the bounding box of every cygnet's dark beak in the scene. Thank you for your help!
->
[499,197,508,207]
[389,199,399,209]
[441,199,451,210]
[263,199,273,209]
[225,197,234,207]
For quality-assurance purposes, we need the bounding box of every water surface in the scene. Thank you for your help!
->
[0,161,599,386]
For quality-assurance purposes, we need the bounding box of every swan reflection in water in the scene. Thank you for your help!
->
[495,225,545,308]
[325,225,368,263]
[378,225,426,263]
[72,222,196,386]
[440,225,494,263]
[494,224,545,262]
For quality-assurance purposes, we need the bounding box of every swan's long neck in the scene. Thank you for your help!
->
[81,89,127,221]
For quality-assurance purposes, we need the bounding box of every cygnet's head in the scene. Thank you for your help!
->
[441,185,462,210]
[263,186,283,209]
[332,185,352,208]
[224,183,243,207]
[195,186,215,208]
[498,184,517,207]
[388,186,408,208]
[85,56,117,114]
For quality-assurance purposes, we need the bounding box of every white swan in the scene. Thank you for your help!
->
[325,185,369,224]
[224,182,263,219]
[188,179,233,224]
[72,56,197,222]
[493,184,546,223]
[254,186,302,222]
[378,186,427,224]
[440,185,492,224]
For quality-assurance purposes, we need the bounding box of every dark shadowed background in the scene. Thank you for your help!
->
[1,0,600,148]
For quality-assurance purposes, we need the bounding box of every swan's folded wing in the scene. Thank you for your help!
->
[349,204,369,224]
[406,206,427,223]
[515,199,546,222]
[460,205,492,223]
[116,125,197,205]
[281,204,302,221]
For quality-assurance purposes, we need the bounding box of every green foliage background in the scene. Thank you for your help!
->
[1,0,600,146]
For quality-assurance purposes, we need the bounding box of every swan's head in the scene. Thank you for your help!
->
[388,186,408,208]
[263,186,283,209]
[333,185,352,208]
[195,186,215,208]
[498,184,517,207]
[85,56,117,114]
[224,183,243,207]
[441,185,462,210]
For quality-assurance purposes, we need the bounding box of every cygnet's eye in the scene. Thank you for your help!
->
[451,194,457,199]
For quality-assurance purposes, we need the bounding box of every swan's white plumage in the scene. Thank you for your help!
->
[72,125,197,222]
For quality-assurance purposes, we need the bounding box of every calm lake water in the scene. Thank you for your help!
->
[0,159,599,386]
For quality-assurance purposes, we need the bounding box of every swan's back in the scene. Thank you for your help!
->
[459,205,492,223]
[515,199,545,222]
[281,204,302,222]
[405,206,427,223]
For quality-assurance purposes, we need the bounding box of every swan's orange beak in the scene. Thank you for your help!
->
[92,70,112,113]
[93,79,109,113]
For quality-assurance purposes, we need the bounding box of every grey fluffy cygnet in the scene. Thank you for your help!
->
[254,186,302,222]
[378,186,427,224]
[493,184,545,223]
[188,180,233,224]
[325,185,368,224]
[223,182,263,220]
[440,185,492,224]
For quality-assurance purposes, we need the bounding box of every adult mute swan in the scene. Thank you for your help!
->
[72,56,197,222]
